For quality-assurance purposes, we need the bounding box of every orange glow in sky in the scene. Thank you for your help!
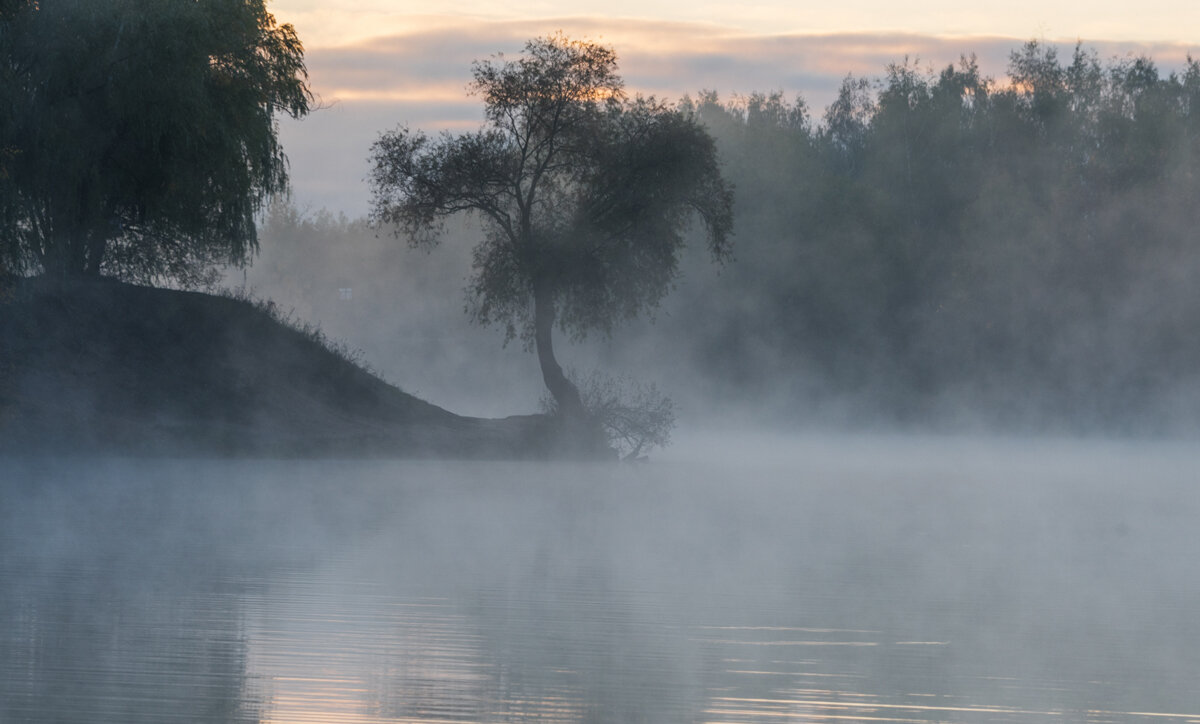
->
[271,0,1200,49]
[264,0,1200,214]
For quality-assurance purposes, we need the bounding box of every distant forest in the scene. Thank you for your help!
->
[252,41,1200,434]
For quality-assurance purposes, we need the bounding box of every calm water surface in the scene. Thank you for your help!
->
[2,434,1199,722]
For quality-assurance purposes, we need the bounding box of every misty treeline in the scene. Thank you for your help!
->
[7,0,1200,436]
[255,41,1200,433]
[662,41,1200,432]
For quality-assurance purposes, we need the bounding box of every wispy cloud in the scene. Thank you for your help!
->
[306,17,1200,118]
[274,1,1200,48]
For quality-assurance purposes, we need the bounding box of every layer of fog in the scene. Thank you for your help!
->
[234,193,1200,435]
[230,204,756,422]
[5,436,1199,719]
[240,48,1200,438]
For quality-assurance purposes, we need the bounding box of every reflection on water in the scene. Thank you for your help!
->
[2,437,1200,722]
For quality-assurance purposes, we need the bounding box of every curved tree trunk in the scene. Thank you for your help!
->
[532,284,586,420]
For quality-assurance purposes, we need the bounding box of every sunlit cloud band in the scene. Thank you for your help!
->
[281,16,1200,215]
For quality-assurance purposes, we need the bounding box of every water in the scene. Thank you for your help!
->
[2,435,1199,722]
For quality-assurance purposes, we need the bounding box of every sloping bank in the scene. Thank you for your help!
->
[0,277,569,458]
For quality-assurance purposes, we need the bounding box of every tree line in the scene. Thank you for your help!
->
[655,42,1200,430]
[6,2,1200,434]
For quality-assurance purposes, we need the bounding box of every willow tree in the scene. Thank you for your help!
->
[0,0,311,284]
[369,35,733,422]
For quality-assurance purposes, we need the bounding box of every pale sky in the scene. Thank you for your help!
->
[273,1,1200,47]
[267,1,1200,215]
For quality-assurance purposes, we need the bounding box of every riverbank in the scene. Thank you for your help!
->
[0,276,562,458]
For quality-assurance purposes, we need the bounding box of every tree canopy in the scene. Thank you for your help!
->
[0,0,311,284]
[640,42,1200,429]
[369,34,732,423]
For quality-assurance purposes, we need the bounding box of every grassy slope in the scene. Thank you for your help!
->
[0,277,553,457]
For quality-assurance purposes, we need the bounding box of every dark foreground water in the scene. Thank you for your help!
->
[2,435,1199,723]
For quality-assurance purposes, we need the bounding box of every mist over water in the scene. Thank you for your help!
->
[4,435,1198,722]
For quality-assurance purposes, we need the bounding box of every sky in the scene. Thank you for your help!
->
[268,1,1200,216]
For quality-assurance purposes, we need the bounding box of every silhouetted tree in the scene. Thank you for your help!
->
[0,0,311,284]
[369,34,732,424]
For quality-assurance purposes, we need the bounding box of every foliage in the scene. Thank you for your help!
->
[0,0,311,283]
[647,42,1200,430]
[541,370,675,460]
[371,35,732,344]
[370,34,732,423]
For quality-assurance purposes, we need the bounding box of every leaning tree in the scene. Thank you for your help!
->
[0,0,311,285]
[369,34,733,426]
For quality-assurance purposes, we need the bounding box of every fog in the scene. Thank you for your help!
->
[220,42,1200,438]
[4,437,1199,721]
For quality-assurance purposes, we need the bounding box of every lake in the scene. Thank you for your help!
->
[2,434,1198,722]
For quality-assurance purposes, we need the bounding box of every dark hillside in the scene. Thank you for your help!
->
[0,277,553,457]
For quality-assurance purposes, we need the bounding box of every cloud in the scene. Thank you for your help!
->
[307,17,1200,114]
[282,16,1200,215]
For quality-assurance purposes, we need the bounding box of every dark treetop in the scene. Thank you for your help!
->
[0,0,312,285]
